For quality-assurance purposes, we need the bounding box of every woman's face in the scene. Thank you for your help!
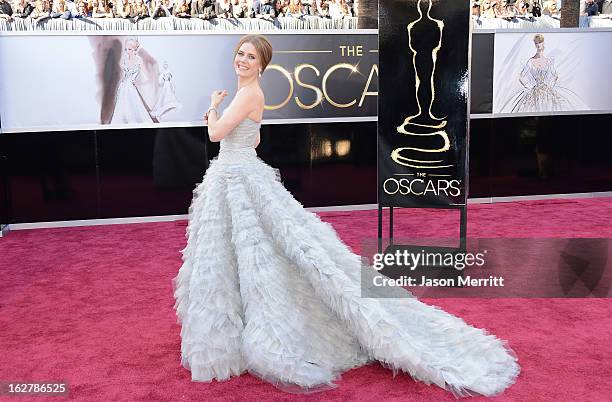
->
[535,41,544,52]
[234,42,261,79]
[125,40,138,55]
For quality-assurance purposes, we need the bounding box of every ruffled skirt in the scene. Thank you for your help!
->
[172,152,520,397]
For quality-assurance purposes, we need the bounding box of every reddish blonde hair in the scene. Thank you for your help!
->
[233,34,273,72]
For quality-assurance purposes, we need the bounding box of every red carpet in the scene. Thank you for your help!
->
[1,197,611,401]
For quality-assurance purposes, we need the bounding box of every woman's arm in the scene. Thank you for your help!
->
[207,87,259,142]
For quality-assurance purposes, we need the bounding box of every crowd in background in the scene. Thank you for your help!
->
[0,0,357,22]
[580,0,612,15]
[472,0,612,19]
[471,0,562,18]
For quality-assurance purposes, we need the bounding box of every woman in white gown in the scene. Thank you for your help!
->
[111,38,155,124]
[172,34,520,397]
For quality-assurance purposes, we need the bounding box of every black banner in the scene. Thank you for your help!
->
[262,34,378,120]
[378,0,471,208]
[470,33,494,115]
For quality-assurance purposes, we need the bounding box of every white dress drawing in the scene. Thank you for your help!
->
[172,116,521,397]
[501,56,585,113]
[152,68,182,120]
[111,59,154,124]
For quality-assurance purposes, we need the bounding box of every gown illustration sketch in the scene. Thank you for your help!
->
[111,59,154,124]
[502,57,583,113]
[152,63,182,119]
[500,34,585,113]
[171,115,521,397]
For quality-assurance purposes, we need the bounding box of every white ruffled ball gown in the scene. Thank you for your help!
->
[172,115,520,397]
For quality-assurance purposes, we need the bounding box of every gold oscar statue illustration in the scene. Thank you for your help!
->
[391,0,453,170]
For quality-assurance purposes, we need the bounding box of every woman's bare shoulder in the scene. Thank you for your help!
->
[238,84,265,101]
[237,85,265,113]
[235,85,264,121]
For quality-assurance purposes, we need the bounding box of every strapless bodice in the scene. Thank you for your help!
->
[218,117,262,163]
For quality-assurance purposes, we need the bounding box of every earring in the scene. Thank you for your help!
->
[258,69,262,78]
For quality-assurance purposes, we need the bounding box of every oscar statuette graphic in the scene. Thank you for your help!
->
[378,0,470,209]
[392,0,453,171]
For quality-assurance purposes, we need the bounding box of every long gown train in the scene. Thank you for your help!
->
[172,117,520,397]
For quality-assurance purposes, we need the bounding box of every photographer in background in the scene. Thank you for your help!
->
[0,0,13,21]
[191,0,215,19]
[581,0,600,15]
[530,0,542,16]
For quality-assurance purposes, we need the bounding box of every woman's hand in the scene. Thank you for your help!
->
[210,89,228,108]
